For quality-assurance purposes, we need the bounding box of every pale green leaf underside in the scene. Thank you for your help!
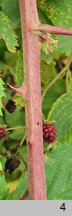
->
[0,11,18,52]
[48,93,72,143]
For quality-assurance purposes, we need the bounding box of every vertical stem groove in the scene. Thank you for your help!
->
[19,0,46,200]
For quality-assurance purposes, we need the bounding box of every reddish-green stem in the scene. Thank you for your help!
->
[19,0,46,200]
[19,189,29,200]
[7,82,25,98]
[34,24,72,36]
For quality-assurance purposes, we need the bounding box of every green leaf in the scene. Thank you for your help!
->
[41,61,56,87]
[9,128,25,141]
[0,116,4,125]
[0,11,18,52]
[42,79,66,118]
[15,51,24,87]
[67,78,72,94]
[14,174,27,199]
[41,50,53,64]
[0,161,2,171]
[38,0,72,28]
[57,35,72,56]
[13,93,25,107]
[1,0,20,26]
[14,173,28,200]
[19,146,27,166]
[0,61,7,71]
[37,5,53,25]
[6,173,28,200]
[48,93,72,143]
[4,107,25,127]
[46,142,72,199]
[0,175,8,200]
[0,40,6,60]
[0,77,6,116]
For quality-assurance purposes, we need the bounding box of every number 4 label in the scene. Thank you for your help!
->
[60,203,66,211]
